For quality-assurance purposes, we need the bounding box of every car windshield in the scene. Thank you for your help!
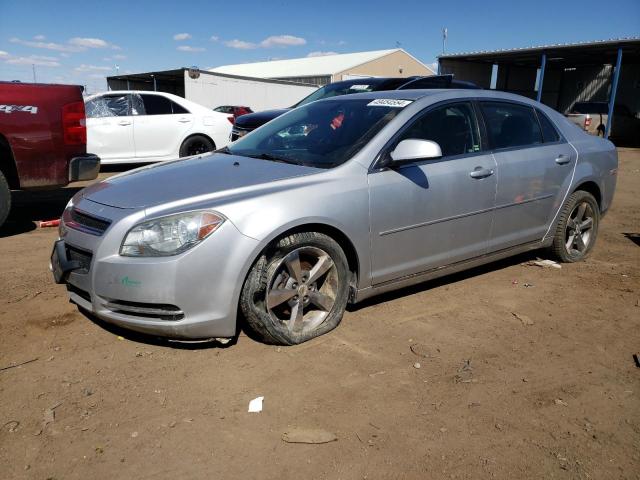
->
[227,98,408,168]
[294,82,379,108]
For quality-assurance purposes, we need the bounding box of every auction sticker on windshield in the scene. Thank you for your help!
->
[367,99,413,108]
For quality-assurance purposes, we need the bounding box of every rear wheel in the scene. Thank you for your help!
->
[240,232,349,345]
[551,190,599,262]
[179,135,214,157]
[0,170,11,229]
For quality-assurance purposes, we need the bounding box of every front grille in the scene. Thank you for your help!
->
[67,283,91,303]
[69,208,111,236]
[66,244,93,273]
[103,299,184,321]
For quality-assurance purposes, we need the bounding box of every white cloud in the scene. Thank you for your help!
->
[5,54,61,67]
[306,51,338,58]
[173,33,192,41]
[224,39,258,50]
[74,64,112,72]
[260,35,306,48]
[224,35,307,50]
[0,50,8,57]
[10,36,119,52]
[10,37,82,52]
[177,45,205,52]
[337,40,347,46]
[210,35,219,42]
[427,62,438,73]
[68,37,111,49]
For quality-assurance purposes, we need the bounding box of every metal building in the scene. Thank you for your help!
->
[210,49,435,86]
[106,68,317,112]
[438,38,640,139]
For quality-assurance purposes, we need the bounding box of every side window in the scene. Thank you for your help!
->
[85,95,130,118]
[480,101,542,149]
[140,94,173,115]
[536,110,560,143]
[170,101,189,114]
[396,102,481,157]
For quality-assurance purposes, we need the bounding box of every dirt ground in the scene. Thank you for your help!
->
[1,151,638,480]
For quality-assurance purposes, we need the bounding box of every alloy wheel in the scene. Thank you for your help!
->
[265,246,339,334]
[565,201,595,256]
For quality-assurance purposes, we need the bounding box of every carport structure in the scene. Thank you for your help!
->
[438,38,640,137]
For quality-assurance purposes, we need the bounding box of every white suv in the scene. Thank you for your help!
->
[85,91,232,164]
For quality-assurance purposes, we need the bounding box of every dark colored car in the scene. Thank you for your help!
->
[213,105,253,122]
[231,75,479,140]
[0,81,99,228]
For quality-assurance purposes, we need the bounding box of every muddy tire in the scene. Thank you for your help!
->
[179,135,215,157]
[240,232,349,345]
[0,170,10,229]
[551,190,600,262]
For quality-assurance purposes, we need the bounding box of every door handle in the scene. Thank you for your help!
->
[177,118,191,123]
[469,167,494,179]
[555,155,571,165]
[118,120,132,126]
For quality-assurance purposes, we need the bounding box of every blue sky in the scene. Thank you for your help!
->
[1,0,638,93]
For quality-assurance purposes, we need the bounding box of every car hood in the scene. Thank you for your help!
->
[81,153,320,209]
[235,109,290,129]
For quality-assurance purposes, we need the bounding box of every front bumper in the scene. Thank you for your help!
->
[69,154,100,182]
[53,200,260,339]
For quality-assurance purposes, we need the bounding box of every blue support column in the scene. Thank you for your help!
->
[536,53,546,103]
[605,47,623,138]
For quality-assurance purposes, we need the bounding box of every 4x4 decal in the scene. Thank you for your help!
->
[0,104,38,114]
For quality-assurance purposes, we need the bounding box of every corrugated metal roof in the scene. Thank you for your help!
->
[210,49,406,78]
[439,37,640,58]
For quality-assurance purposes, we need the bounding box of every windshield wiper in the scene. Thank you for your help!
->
[246,153,302,166]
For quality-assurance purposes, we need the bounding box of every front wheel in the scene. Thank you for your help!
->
[179,135,214,157]
[551,190,600,262]
[240,232,350,345]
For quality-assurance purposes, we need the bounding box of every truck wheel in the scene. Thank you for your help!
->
[179,135,214,157]
[551,190,600,262]
[0,170,10,229]
[240,232,350,345]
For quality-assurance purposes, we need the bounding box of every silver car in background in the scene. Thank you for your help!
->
[51,89,618,345]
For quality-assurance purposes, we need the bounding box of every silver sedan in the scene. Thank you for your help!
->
[51,89,618,345]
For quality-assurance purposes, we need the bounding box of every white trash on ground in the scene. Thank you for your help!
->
[248,396,264,413]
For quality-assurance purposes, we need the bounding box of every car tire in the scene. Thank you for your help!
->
[551,190,600,262]
[240,232,350,345]
[179,135,215,157]
[0,170,11,229]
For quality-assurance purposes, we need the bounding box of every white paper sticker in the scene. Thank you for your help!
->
[367,99,413,108]
[350,84,370,91]
[248,396,264,413]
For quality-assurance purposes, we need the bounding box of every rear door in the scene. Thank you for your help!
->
[479,101,575,251]
[133,94,194,159]
[85,94,135,163]
[368,101,497,284]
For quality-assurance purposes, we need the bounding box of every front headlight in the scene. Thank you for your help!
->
[120,210,225,257]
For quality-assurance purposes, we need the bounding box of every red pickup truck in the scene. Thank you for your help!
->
[0,82,99,228]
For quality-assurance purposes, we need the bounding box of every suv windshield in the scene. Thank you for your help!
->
[295,82,378,108]
[227,98,409,168]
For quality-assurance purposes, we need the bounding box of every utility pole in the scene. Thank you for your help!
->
[32,64,36,83]
[442,28,447,55]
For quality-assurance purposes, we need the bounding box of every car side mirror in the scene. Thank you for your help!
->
[389,139,442,164]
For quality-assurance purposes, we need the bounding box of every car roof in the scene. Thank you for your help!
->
[319,88,541,104]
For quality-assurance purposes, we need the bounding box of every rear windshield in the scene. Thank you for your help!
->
[227,98,409,168]
[295,82,378,107]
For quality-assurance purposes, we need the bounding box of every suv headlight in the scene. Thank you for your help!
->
[120,210,224,257]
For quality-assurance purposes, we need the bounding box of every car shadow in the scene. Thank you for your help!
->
[0,187,82,238]
[622,232,640,247]
[347,250,542,311]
